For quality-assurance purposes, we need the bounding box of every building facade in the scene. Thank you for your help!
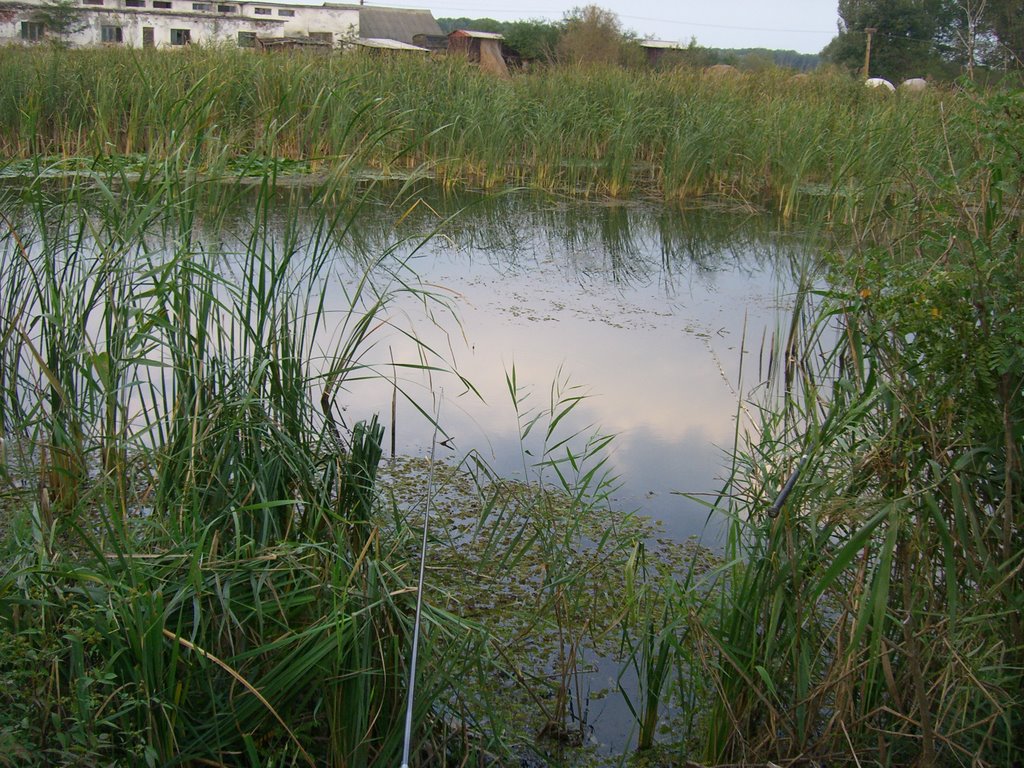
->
[0,0,360,49]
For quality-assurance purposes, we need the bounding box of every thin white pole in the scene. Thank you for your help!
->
[400,393,442,768]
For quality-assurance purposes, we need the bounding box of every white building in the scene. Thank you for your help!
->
[0,0,362,49]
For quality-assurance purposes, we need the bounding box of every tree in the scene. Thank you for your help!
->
[503,20,560,63]
[435,17,503,34]
[983,0,1024,67]
[821,0,949,81]
[32,0,87,40]
[556,5,626,66]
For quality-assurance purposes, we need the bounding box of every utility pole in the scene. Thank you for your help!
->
[863,27,877,78]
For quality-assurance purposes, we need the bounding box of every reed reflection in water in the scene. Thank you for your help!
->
[290,186,815,543]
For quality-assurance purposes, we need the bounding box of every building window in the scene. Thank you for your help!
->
[82,0,104,5]
[237,30,256,47]
[170,28,191,45]
[253,7,271,14]
[192,2,210,10]
[125,0,145,6]
[152,1,171,8]
[277,8,294,16]
[309,31,331,43]
[101,25,124,42]
[218,4,236,11]
[142,26,154,46]
[20,21,45,41]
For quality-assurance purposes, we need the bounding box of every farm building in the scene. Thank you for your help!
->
[0,0,440,50]
[353,36,426,53]
[447,29,508,77]
[640,39,684,67]
[357,5,439,46]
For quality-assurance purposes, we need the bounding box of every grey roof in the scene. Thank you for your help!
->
[358,7,442,45]
[450,30,503,40]
[355,37,428,51]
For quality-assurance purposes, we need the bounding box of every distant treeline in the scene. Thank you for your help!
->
[437,14,819,71]
[441,0,1024,80]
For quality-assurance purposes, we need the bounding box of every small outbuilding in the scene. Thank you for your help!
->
[353,37,428,53]
[448,29,509,78]
[640,39,684,67]
[412,33,449,52]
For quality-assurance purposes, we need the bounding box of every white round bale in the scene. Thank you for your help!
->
[900,77,928,92]
[865,77,896,92]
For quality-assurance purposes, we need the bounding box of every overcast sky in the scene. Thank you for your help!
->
[374,0,841,54]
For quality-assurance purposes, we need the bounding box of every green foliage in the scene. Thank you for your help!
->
[688,85,1024,766]
[0,45,978,214]
[983,0,1024,68]
[557,5,629,67]
[30,0,87,39]
[822,0,950,80]
[0,129,488,763]
[435,16,504,34]
[501,20,561,63]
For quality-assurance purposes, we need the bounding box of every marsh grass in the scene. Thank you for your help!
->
[0,46,977,217]
[2,43,1022,766]
[0,126,498,763]
[681,86,1024,766]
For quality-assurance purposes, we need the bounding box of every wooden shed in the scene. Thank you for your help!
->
[448,29,509,78]
[640,40,684,67]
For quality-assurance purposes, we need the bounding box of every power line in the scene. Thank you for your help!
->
[371,1,835,36]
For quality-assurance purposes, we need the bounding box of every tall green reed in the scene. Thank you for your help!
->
[0,109,492,766]
[684,85,1024,767]
[0,46,975,216]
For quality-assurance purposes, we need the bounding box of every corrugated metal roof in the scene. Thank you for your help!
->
[641,40,684,49]
[355,37,428,51]
[358,7,442,45]
[450,29,503,40]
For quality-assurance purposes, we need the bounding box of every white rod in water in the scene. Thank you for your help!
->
[400,394,442,768]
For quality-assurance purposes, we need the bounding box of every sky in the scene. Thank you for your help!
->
[373,0,842,54]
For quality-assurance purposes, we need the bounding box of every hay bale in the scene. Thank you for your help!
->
[865,77,896,92]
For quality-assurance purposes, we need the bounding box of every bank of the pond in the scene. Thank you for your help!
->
[1,66,1021,766]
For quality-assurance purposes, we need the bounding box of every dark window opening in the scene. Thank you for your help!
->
[21,21,45,41]
[101,25,124,43]
[170,28,191,45]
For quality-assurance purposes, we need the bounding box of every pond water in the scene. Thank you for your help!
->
[1,178,821,758]
[310,186,815,545]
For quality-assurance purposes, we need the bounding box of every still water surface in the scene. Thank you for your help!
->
[3,180,818,755]
[303,187,814,544]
